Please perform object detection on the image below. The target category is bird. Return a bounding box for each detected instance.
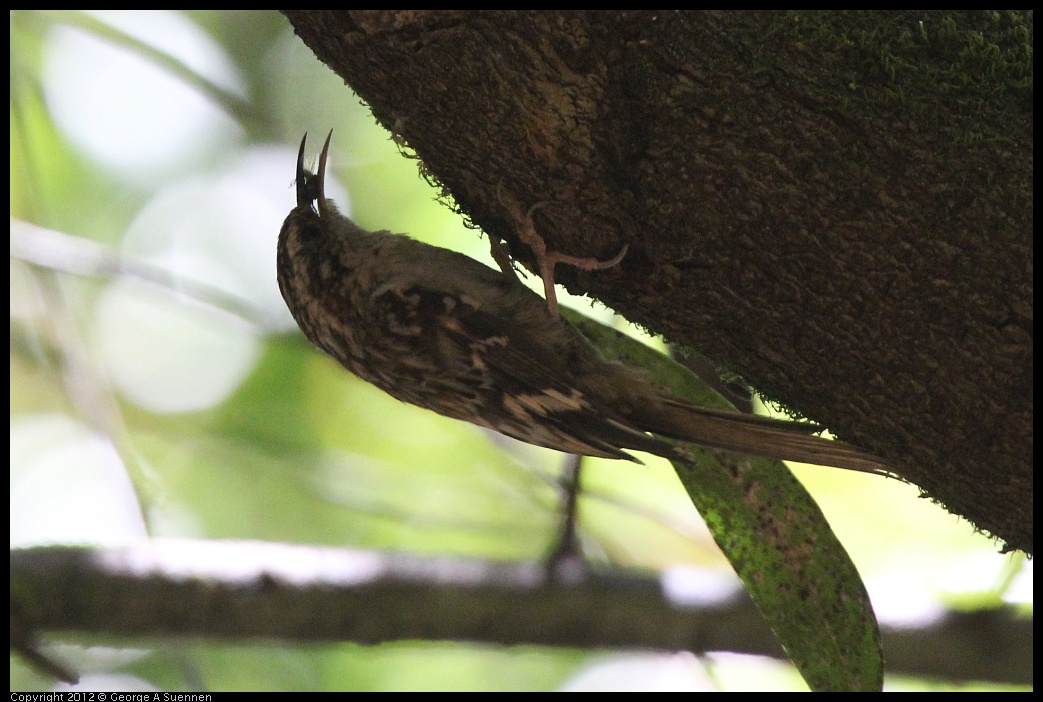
[276,131,890,476]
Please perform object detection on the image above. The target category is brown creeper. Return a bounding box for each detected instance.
[276,132,888,475]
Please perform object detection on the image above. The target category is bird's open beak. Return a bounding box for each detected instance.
[295,133,310,208]
[295,130,333,217]
[316,130,332,218]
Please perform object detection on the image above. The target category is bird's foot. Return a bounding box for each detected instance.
[487,231,521,282]
[514,202,628,318]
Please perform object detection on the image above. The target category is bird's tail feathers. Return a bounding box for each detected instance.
[644,398,890,476]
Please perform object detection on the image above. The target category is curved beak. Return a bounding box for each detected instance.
[316,129,333,218]
[295,133,310,207]
[295,130,334,215]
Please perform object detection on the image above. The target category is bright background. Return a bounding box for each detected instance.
[10,10,1030,692]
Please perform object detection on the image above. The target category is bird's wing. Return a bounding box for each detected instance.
[366,269,890,475]
[367,280,675,461]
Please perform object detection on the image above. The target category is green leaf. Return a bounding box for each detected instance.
[565,310,883,692]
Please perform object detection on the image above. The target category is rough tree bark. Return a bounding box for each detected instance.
[282,11,1032,554]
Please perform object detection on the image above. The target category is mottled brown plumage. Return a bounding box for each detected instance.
[277,132,889,474]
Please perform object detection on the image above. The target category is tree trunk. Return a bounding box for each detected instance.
[282,10,1033,554]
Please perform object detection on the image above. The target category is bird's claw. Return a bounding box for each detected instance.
[498,196,627,319]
